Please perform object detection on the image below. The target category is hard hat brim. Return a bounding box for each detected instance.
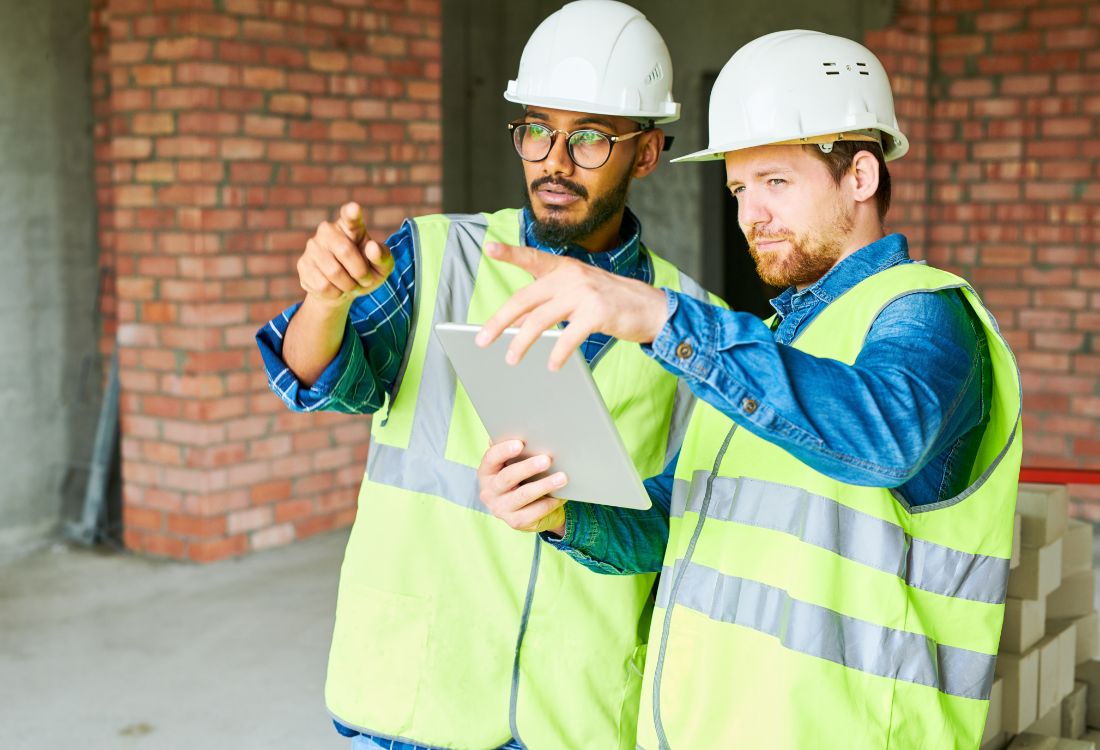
[504,90,681,125]
[672,126,910,164]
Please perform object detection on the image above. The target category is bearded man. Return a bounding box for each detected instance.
[477,29,1021,750]
[255,3,715,748]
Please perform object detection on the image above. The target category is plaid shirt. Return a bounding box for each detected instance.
[256,207,651,415]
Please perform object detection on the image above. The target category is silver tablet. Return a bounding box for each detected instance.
[434,322,651,510]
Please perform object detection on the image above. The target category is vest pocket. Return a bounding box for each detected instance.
[327,582,432,732]
[616,642,648,750]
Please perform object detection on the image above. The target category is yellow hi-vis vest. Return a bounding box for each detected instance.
[637,263,1022,750]
[326,208,713,750]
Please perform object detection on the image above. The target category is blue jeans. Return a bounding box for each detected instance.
[351,735,523,750]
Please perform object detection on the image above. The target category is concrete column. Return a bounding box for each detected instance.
[0,0,101,551]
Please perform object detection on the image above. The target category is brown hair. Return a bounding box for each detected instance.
[804,141,891,223]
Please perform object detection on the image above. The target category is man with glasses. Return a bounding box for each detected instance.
[255,2,712,748]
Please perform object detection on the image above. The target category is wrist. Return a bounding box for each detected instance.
[303,292,354,317]
[643,287,672,343]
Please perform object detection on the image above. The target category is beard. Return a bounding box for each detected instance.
[524,167,632,248]
[745,197,855,288]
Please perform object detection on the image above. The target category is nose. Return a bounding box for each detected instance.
[737,191,770,232]
[541,131,575,177]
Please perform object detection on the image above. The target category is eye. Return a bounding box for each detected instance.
[571,130,606,146]
[525,124,551,141]
[730,185,745,196]
[768,178,787,187]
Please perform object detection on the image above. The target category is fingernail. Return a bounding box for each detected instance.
[475,331,488,346]
[551,473,567,487]
[536,455,551,469]
[510,440,523,453]
[505,350,517,365]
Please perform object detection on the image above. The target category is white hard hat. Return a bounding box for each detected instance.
[673,29,908,163]
[504,0,680,124]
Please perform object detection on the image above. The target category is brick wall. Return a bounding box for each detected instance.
[866,0,1100,517]
[94,0,441,562]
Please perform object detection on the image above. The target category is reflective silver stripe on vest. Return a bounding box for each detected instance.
[658,559,997,701]
[368,443,482,510]
[366,214,490,512]
[671,473,1010,605]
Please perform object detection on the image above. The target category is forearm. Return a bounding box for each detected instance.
[283,296,353,388]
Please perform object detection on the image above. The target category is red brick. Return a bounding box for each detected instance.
[308,50,348,72]
[175,61,239,86]
[1043,117,1094,138]
[250,479,293,505]
[167,514,227,538]
[131,64,174,86]
[1029,7,1085,27]
[1046,27,1099,50]
[187,535,249,563]
[251,524,295,550]
[242,66,285,89]
[269,93,308,115]
[114,136,153,159]
[221,138,265,160]
[155,87,219,109]
[111,40,150,64]
[1001,74,1051,95]
[153,37,215,61]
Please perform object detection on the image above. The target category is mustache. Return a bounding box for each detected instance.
[530,176,588,200]
[746,228,792,245]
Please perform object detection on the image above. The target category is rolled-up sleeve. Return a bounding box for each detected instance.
[541,451,677,575]
[255,222,417,415]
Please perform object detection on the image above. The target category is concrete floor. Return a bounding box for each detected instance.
[0,529,349,750]
[2,523,1099,750]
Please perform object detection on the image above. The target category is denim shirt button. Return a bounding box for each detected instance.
[675,341,694,359]
[742,398,758,414]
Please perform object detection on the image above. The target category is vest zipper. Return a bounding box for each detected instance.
[508,534,542,749]
[652,425,737,750]
[508,256,643,746]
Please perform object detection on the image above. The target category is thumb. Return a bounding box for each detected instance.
[337,202,367,246]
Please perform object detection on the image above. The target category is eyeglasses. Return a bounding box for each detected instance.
[507,121,650,169]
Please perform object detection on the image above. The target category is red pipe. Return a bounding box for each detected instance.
[1020,467,1100,485]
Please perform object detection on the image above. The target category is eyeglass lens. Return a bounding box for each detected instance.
[512,123,612,169]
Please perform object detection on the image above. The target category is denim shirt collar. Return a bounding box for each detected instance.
[769,233,912,320]
[519,206,643,277]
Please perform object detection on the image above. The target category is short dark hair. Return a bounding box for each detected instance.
[803,141,891,223]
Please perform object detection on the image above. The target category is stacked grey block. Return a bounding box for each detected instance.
[982,485,1100,750]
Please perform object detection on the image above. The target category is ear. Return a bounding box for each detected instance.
[632,129,664,179]
[849,149,880,206]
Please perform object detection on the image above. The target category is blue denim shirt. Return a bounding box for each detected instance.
[549,234,992,575]
[255,207,652,745]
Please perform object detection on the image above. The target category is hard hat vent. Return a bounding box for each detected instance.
[644,62,664,85]
[822,61,871,76]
